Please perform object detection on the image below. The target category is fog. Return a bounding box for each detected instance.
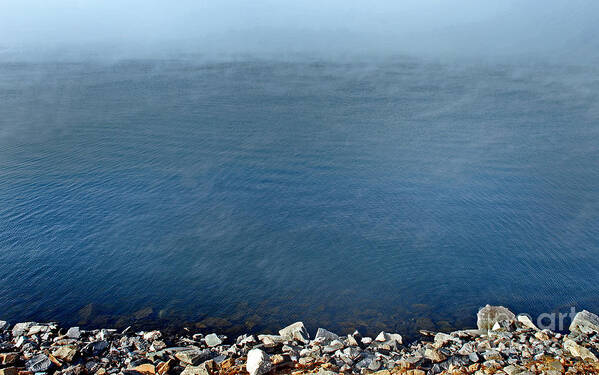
[1,0,598,62]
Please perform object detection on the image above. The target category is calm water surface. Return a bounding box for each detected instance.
[1,59,598,337]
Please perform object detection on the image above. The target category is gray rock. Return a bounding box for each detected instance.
[0,321,9,331]
[278,322,309,343]
[66,327,81,339]
[368,358,382,371]
[180,360,217,375]
[204,333,222,347]
[570,310,599,334]
[246,348,271,375]
[315,328,339,344]
[26,354,52,372]
[517,315,539,330]
[12,322,35,337]
[257,334,284,348]
[564,339,598,362]
[175,349,211,366]
[477,305,515,330]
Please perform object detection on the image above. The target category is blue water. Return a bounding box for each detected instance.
[1,59,598,336]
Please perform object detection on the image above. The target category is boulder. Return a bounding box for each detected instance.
[569,310,599,334]
[424,348,447,363]
[279,322,309,343]
[476,305,515,330]
[246,349,272,375]
[12,322,35,337]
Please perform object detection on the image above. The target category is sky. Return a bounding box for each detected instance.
[1,0,598,62]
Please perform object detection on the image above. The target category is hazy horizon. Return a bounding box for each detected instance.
[1,1,598,64]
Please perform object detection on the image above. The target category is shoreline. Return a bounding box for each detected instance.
[1,305,599,375]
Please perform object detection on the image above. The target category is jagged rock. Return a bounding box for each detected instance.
[12,322,35,337]
[257,334,284,348]
[517,314,539,330]
[65,326,80,339]
[204,333,222,347]
[570,310,599,334]
[53,345,78,362]
[279,322,309,343]
[0,368,18,375]
[143,331,161,341]
[0,321,9,331]
[477,305,515,330]
[246,349,271,375]
[26,354,53,372]
[132,364,156,375]
[424,348,447,362]
[175,349,211,365]
[315,328,339,344]
[180,360,216,375]
[564,339,597,362]
[375,331,402,345]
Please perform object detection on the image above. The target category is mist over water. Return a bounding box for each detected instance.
[1,1,599,337]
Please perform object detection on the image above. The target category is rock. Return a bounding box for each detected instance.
[143,331,161,342]
[0,353,19,365]
[180,360,217,375]
[66,327,81,339]
[156,359,172,375]
[433,332,453,347]
[375,331,402,345]
[204,333,222,347]
[0,321,8,331]
[133,364,156,375]
[570,310,599,334]
[53,345,78,362]
[12,322,35,337]
[26,354,53,372]
[0,368,18,375]
[361,337,373,345]
[257,334,284,348]
[315,328,339,344]
[477,305,515,330]
[27,325,50,336]
[517,314,539,330]
[90,340,108,355]
[424,348,447,362]
[246,349,271,375]
[175,349,211,366]
[278,322,309,343]
[564,339,597,362]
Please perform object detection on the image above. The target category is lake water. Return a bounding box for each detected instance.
[1,58,598,338]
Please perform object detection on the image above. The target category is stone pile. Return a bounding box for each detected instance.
[2,305,599,375]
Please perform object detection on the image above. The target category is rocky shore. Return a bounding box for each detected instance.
[2,305,599,375]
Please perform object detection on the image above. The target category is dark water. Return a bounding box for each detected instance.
[1,59,598,337]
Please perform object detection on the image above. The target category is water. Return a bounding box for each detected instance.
[1,59,598,337]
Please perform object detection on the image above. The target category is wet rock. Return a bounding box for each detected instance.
[477,305,515,330]
[570,310,599,334]
[246,349,271,375]
[278,322,309,343]
[204,333,222,347]
[26,354,53,372]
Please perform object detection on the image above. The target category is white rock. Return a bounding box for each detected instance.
[375,331,402,344]
[246,348,272,375]
[517,314,539,330]
[570,310,599,334]
[278,322,309,343]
